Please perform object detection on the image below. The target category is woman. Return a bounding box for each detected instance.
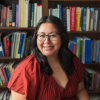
[8,16,90,100]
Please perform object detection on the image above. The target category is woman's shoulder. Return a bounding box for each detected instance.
[7,54,41,99]
[8,54,41,86]
[13,54,40,73]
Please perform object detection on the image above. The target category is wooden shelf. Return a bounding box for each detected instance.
[67,31,100,34]
[88,90,100,93]
[0,57,24,62]
[0,27,35,30]
[0,86,7,88]
[49,0,100,1]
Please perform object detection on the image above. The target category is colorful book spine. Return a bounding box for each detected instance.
[70,7,76,31]
[20,0,24,27]
[83,8,87,31]
[17,33,24,58]
[75,7,80,31]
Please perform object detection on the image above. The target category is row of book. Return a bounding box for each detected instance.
[68,36,100,64]
[89,93,100,100]
[0,90,11,100]
[84,68,100,91]
[0,62,19,86]
[0,32,32,58]
[0,1,42,28]
[49,4,100,32]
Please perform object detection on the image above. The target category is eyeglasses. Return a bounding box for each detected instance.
[37,32,60,42]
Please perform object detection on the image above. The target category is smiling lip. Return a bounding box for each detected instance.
[43,46,53,50]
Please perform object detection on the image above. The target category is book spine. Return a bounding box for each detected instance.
[90,8,94,31]
[31,4,34,27]
[0,68,8,86]
[28,4,31,27]
[16,4,19,27]
[17,34,24,58]
[12,4,16,27]
[9,10,12,27]
[3,7,7,27]
[1,5,4,27]
[33,3,37,27]
[75,7,80,31]
[70,7,76,31]
[0,68,6,86]
[67,8,70,31]
[62,7,67,30]
[0,41,4,57]
[83,8,87,31]
[20,0,24,27]
[21,32,27,58]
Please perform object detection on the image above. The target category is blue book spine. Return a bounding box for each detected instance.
[17,34,24,58]
[83,8,87,31]
[62,7,67,30]
[85,40,88,64]
[6,68,10,81]
[0,41,4,57]
[69,41,73,52]
[88,40,91,63]
[96,41,99,62]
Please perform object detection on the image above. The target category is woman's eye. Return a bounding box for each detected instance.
[40,35,45,37]
[50,35,56,37]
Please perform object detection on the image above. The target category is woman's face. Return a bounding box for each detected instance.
[37,23,61,58]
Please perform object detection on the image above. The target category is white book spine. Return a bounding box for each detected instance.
[86,7,90,31]
[90,8,94,31]
[34,3,37,27]
[67,9,70,31]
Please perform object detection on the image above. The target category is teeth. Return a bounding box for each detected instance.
[44,47,52,48]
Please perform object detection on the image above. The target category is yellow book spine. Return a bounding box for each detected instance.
[21,0,24,27]
[75,7,80,31]
[15,34,20,58]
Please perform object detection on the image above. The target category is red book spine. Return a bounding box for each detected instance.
[69,7,76,31]
[3,7,7,27]
[72,43,76,55]
[93,73,97,91]
[3,37,7,57]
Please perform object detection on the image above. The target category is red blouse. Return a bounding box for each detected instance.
[7,54,84,100]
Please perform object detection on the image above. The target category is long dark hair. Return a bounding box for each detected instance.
[31,16,74,75]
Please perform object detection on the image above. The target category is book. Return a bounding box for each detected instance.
[21,32,27,58]
[75,7,80,31]
[69,6,76,31]
[3,6,7,27]
[17,33,24,58]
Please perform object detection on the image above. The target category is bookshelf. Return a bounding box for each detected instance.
[0,0,100,95]
[42,0,100,94]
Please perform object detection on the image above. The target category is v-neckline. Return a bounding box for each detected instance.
[48,74,70,93]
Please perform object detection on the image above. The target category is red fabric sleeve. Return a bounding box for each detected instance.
[7,55,41,100]
[73,56,84,83]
